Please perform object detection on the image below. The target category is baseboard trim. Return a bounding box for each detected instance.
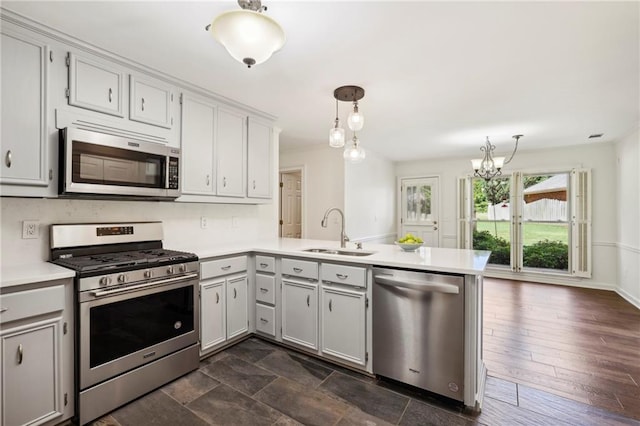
[616,287,640,310]
[484,270,615,291]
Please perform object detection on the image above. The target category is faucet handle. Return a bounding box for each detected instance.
[344,235,350,242]
[355,242,362,250]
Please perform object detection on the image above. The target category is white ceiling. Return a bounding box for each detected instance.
[3,1,639,161]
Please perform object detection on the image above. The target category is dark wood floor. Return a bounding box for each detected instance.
[483,278,640,421]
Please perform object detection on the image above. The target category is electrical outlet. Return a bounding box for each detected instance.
[200,217,208,229]
[22,220,39,239]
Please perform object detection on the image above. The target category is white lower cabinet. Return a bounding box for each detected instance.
[200,280,226,351]
[0,280,74,426]
[282,280,318,350]
[226,276,248,339]
[320,286,367,366]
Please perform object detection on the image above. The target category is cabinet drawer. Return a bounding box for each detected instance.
[256,274,275,305]
[282,258,318,281]
[255,304,275,336]
[255,255,275,273]
[201,256,247,279]
[0,285,65,324]
[321,263,367,288]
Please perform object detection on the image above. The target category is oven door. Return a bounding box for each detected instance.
[60,127,180,199]
[78,275,198,390]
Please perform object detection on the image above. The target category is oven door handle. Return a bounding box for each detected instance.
[90,273,198,297]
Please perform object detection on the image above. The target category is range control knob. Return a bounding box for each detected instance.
[178,264,186,273]
[117,274,126,283]
[99,276,112,287]
[166,266,174,275]
[144,270,152,279]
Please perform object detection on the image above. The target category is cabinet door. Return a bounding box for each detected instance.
[200,280,226,351]
[321,287,366,365]
[2,319,63,426]
[282,280,318,350]
[216,107,246,197]
[68,52,124,117]
[0,31,48,186]
[129,75,172,129]
[226,275,248,339]
[247,118,272,198]
[181,95,215,194]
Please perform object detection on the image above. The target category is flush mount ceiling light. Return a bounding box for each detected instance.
[329,86,366,161]
[206,0,285,68]
[471,135,523,181]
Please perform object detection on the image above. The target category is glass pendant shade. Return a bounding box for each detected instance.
[343,137,366,163]
[329,126,345,148]
[347,104,364,131]
[210,10,285,68]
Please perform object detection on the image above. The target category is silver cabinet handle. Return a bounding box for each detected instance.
[434,227,438,231]
[233,288,237,299]
[141,97,145,111]
[0,307,7,313]
[221,265,231,271]
[336,273,348,280]
[374,275,459,294]
[329,299,333,312]
[215,292,219,304]
[223,177,227,187]
[206,174,210,186]
[17,344,23,364]
[5,150,11,168]
[260,263,268,268]
[306,295,310,307]
[108,88,113,103]
[293,267,303,273]
[260,287,269,293]
[253,180,256,189]
[260,317,268,323]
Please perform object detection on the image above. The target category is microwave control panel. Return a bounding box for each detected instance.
[168,157,179,190]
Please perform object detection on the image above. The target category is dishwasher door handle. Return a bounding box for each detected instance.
[374,275,459,294]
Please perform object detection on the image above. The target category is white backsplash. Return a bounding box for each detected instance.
[0,198,278,265]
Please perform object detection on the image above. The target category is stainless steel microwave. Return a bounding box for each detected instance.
[59,128,180,200]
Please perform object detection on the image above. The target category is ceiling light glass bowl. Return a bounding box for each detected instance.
[210,9,285,68]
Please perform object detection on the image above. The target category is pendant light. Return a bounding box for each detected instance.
[329,99,345,148]
[330,85,365,158]
[343,134,366,163]
[207,0,285,68]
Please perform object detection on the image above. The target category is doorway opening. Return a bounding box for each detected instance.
[279,168,303,238]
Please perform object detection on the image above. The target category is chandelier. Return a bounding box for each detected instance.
[207,0,285,68]
[329,85,366,163]
[471,135,523,181]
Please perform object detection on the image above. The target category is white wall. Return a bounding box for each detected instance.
[344,149,396,243]
[615,127,640,307]
[396,142,619,290]
[279,144,344,240]
[0,198,278,265]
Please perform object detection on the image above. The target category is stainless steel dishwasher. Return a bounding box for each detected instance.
[372,267,465,401]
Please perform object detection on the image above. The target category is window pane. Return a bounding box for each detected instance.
[522,173,570,271]
[405,183,433,221]
[472,177,511,267]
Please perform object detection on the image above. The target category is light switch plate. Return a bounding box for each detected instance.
[22,220,39,239]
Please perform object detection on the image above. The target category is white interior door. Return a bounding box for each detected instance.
[280,171,302,238]
[400,176,440,247]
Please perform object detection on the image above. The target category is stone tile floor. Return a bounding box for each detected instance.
[91,338,640,426]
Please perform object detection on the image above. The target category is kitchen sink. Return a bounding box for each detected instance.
[302,248,375,257]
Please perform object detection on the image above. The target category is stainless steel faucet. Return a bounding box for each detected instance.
[321,207,349,248]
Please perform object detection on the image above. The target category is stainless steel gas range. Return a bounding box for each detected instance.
[50,222,200,425]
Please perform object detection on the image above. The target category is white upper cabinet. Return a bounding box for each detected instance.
[129,75,173,129]
[0,30,48,187]
[247,117,272,199]
[216,107,246,197]
[180,94,216,195]
[67,52,124,117]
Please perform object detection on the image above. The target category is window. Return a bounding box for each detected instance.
[458,169,591,277]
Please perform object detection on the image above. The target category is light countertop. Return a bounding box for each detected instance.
[1,262,76,290]
[180,238,491,275]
